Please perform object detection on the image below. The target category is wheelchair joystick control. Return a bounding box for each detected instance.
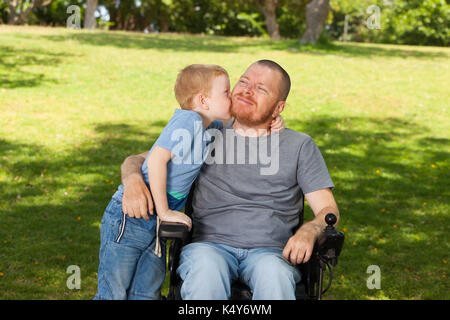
[325,213,337,231]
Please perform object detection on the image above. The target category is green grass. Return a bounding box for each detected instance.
[0,26,449,300]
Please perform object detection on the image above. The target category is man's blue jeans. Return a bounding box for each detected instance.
[177,242,301,300]
[94,195,166,300]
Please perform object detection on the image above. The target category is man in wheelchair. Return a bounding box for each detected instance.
[120,60,343,300]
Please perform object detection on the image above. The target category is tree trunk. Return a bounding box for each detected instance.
[343,14,349,42]
[256,0,280,40]
[7,0,18,25]
[7,0,53,25]
[159,11,169,33]
[300,0,330,45]
[84,0,98,29]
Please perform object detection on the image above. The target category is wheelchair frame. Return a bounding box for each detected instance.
[159,185,344,300]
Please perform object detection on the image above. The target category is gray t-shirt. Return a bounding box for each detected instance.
[191,126,334,250]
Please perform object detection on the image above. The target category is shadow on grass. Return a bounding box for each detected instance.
[289,116,449,299]
[14,30,448,59]
[0,115,448,298]
[305,41,449,59]
[0,45,71,88]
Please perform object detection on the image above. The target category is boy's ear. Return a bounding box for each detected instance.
[193,93,209,110]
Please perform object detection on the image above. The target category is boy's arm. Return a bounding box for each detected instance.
[146,146,172,215]
[271,114,285,132]
[121,151,152,220]
[147,147,192,229]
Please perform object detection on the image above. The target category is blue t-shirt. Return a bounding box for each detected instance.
[140,108,223,210]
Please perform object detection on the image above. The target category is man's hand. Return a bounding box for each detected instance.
[120,151,152,220]
[282,223,319,265]
[282,188,339,265]
[122,173,154,220]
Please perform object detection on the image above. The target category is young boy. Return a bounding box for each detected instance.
[94,64,284,300]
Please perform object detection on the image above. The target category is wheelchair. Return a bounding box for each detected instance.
[158,184,345,300]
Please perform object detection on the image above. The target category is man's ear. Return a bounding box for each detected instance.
[272,101,286,117]
[193,93,209,110]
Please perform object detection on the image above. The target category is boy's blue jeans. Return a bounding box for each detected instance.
[177,242,301,300]
[94,193,166,300]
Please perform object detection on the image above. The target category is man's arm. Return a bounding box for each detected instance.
[282,187,339,265]
[120,151,153,220]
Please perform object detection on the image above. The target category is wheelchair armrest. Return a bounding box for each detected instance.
[159,221,190,242]
[313,214,345,267]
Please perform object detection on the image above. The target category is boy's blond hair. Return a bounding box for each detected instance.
[174,64,229,110]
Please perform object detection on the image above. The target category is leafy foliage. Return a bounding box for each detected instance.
[32,0,86,26]
[329,0,449,46]
[0,0,448,45]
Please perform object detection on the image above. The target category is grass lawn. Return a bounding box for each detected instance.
[0,25,448,300]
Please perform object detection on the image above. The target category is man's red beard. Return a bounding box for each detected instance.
[231,94,274,127]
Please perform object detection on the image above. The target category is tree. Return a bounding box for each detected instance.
[84,0,98,29]
[380,0,449,46]
[329,0,449,46]
[300,0,330,44]
[255,0,280,39]
[101,0,154,31]
[7,0,52,25]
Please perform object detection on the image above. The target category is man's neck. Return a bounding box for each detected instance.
[232,119,271,137]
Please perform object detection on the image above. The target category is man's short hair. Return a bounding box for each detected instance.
[254,60,291,101]
[174,64,229,110]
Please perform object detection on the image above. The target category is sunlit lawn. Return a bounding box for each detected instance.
[0,26,448,300]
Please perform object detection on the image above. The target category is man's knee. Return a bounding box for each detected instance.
[179,243,229,273]
[177,242,234,299]
[249,254,300,299]
[257,255,297,280]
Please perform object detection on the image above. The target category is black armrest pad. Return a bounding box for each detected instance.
[314,228,345,266]
[159,221,189,241]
